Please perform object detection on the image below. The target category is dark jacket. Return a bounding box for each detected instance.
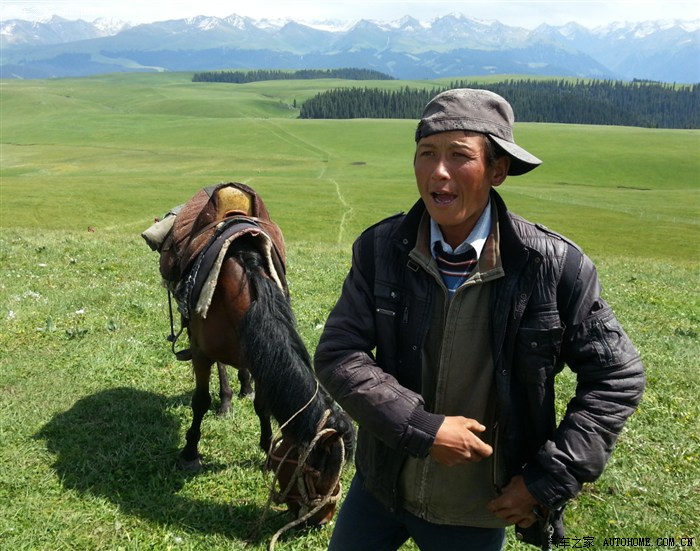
[314,190,645,546]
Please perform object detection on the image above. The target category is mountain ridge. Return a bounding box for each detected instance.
[1,13,698,82]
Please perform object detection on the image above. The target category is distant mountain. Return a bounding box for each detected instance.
[0,15,129,46]
[1,13,698,82]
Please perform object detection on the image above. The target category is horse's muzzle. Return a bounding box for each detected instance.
[267,436,342,525]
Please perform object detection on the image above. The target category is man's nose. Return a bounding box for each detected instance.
[432,157,450,179]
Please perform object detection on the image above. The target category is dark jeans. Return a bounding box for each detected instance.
[328,475,506,551]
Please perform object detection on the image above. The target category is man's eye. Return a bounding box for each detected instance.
[454,150,476,159]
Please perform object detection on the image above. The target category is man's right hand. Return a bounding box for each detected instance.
[429,416,493,466]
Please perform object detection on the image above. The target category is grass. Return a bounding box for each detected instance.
[1,72,699,549]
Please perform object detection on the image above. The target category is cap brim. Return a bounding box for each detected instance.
[490,135,542,176]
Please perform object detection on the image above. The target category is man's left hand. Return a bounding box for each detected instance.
[486,475,543,528]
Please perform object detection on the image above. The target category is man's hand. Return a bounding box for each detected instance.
[487,475,543,528]
[429,416,493,466]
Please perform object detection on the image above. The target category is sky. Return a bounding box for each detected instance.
[1,0,698,29]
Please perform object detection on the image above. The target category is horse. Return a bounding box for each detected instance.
[144,183,354,527]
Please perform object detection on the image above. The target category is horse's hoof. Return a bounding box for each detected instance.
[217,404,231,416]
[178,455,202,472]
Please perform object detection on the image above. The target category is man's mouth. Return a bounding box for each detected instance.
[432,192,457,205]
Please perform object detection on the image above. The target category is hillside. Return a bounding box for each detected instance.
[1,72,698,259]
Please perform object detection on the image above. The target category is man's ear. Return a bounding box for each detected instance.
[491,156,510,187]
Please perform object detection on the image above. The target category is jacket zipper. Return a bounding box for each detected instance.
[492,420,503,494]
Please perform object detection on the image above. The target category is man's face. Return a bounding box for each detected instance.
[414,131,508,248]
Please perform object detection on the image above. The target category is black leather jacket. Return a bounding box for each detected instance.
[314,190,644,546]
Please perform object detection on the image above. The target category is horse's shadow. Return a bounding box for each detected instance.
[34,387,286,543]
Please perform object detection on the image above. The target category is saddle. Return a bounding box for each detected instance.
[143,182,287,320]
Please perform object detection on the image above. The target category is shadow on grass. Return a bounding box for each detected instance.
[34,387,287,544]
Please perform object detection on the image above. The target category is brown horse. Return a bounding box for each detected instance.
[146,184,354,526]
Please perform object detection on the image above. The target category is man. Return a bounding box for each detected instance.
[314,89,645,550]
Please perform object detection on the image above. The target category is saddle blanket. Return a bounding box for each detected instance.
[177,217,285,319]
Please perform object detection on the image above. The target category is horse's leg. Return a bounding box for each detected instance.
[179,354,212,471]
[253,392,273,455]
[237,367,254,399]
[216,362,233,416]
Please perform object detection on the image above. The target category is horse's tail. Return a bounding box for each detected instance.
[235,247,325,445]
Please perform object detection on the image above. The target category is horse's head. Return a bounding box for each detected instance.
[267,409,355,525]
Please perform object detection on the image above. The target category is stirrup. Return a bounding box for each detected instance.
[174,348,192,361]
[166,289,192,361]
[167,324,191,361]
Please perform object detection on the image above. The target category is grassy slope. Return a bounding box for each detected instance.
[1,73,698,550]
[2,73,697,260]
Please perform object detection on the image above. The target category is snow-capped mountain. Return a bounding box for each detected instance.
[0,15,129,46]
[1,13,697,82]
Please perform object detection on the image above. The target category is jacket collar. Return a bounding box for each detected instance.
[489,189,531,271]
[393,189,530,267]
[392,198,428,253]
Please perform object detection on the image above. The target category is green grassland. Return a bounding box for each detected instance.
[1,72,699,550]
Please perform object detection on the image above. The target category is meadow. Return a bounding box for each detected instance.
[0,72,698,550]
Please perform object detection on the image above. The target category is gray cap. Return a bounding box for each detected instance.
[415,88,542,175]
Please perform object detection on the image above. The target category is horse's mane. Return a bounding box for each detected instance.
[236,246,351,450]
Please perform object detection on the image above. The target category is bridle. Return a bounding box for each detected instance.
[265,410,346,551]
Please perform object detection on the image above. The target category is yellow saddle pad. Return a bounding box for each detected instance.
[215,185,252,219]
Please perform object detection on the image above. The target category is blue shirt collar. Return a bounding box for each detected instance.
[430,199,492,259]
